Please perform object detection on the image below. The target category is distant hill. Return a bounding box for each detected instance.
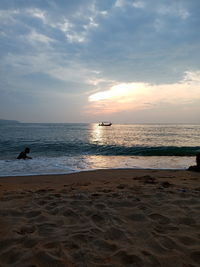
[0,119,20,124]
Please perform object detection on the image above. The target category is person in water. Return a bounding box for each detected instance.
[17,147,32,160]
[188,153,200,172]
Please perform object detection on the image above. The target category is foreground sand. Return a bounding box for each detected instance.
[0,169,200,267]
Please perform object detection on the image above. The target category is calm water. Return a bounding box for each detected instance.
[0,123,199,176]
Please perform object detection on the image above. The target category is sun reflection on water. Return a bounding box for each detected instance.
[90,123,103,143]
[89,123,114,146]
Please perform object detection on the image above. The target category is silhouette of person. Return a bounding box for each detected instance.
[17,147,32,160]
[188,153,200,172]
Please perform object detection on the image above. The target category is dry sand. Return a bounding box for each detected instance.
[0,169,200,267]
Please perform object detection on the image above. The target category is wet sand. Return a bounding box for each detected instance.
[0,169,200,266]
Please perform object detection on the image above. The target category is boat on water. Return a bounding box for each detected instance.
[98,122,112,126]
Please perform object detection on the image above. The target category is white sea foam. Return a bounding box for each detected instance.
[0,155,195,177]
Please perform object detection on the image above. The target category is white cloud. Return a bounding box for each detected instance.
[132,1,145,9]
[27,8,47,23]
[65,32,86,43]
[183,71,200,84]
[115,0,145,9]
[55,19,86,43]
[114,0,126,8]
[100,10,108,16]
[57,19,72,33]
[86,71,200,114]
[2,49,106,93]
[84,16,98,30]
[0,9,19,24]
[58,14,99,43]
[55,19,87,43]
[0,6,99,44]
[27,30,54,44]
[157,4,190,20]
[46,9,100,43]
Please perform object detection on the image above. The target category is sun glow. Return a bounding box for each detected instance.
[89,90,112,101]
[86,71,200,115]
[89,83,143,102]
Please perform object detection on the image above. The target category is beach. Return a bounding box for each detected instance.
[1,123,199,177]
[0,169,199,266]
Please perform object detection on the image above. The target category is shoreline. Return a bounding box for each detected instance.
[0,155,195,178]
[0,166,189,178]
[0,169,199,266]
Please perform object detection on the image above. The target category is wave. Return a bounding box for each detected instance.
[1,141,199,158]
[83,144,200,156]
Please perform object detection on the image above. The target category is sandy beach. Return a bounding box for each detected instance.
[0,169,200,266]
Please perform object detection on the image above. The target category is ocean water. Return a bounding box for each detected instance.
[0,123,199,176]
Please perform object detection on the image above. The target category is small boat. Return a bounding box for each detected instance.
[98,122,112,126]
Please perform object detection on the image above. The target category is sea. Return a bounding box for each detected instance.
[0,123,200,176]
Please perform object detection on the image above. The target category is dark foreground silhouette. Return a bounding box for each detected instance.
[188,153,200,172]
[17,147,32,160]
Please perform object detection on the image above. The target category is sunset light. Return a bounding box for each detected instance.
[89,90,112,102]
[1,1,200,264]
[87,72,200,115]
[89,83,143,102]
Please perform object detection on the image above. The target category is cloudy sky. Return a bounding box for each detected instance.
[0,0,200,123]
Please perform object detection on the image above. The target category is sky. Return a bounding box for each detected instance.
[0,0,200,123]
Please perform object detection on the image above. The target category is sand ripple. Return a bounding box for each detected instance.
[0,170,200,266]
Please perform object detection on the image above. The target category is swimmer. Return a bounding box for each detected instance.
[17,147,32,160]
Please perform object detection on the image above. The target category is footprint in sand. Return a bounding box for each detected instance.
[62,239,80,250]
[0,247,25,265]
[160,181,172,188]
[69,233,95,246]
[104,227,129,242]
[94,202,106,209]
[25,210,41,218]
[92,239,117,252]
[149,213,171,224]
[177,216,196,225]
[127,213,146,222]
[45,201,58,210]
[153,225,179,234]
[158,236,179,250]
[28,214,49,224]
[62,208,80,224]
[116,184,127,189]
[33,250,66,266]
[147,238,167,254]
[0,238,18,253]
[176,235,198,246]
[35,189,49,194]
[112,250,143,266]
[91,212,106,225]
[116,200,133,208]
[16,225,36,235]
[0,209,23,217]
[141,250,161,267]
[37,223,58,236]
[21,236,38,248]
[36,199,47,206]
[1,194,25,201]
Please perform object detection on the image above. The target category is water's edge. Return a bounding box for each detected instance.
[0,155,193,177]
